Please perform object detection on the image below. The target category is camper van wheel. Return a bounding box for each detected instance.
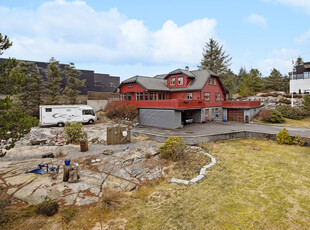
[57,122,65,127]
[88,119,94,124]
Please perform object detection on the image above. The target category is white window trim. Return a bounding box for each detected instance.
[170,77,176,86]
[177,77,183,86]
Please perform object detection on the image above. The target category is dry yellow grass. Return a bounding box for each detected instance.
[256,117,310,128]
[2,138,310,229]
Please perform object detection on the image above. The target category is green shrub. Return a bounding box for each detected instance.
[293,136,306,146]
[35,196,59,216]
[270,110,285,123]
[61,208,79,224]
[303,95,310,115]
[64,122,87,144]
[158,137,187,161]
[276,128,292,145]
[276,105,307,120]
[104,102,138,120]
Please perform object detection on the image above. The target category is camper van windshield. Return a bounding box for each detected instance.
[82,109,95,116]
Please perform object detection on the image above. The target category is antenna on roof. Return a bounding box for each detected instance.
[185,66,189,71]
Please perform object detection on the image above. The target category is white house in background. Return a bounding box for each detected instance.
[290,62,310,94]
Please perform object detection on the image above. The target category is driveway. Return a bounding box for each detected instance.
[133,121,310,141]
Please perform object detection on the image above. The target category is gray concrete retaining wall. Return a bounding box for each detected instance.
[87,100,108,112]
[133,130,310,146]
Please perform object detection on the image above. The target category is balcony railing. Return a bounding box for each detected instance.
[114,99,261,109]
[291,72,310,80]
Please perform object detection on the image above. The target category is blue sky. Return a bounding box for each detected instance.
[0,0,310,81]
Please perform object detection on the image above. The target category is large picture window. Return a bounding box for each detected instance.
[170,77,176,86]
[204,92,210,101]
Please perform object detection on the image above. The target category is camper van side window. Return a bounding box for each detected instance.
[45,108,52,112]
[83,110,95,116]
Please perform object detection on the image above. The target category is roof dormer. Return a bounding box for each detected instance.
[165,68,195,88]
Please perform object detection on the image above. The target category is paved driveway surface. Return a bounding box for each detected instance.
[133,122,310,138]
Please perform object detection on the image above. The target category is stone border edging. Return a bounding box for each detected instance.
[170,147,216,185]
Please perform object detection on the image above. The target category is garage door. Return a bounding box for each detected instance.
[227,109,244,122]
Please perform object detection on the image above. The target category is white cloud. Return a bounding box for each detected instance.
[257,48,300,75]
[0,0,216,67]
[246,14,267,27]
[264,0,310,14]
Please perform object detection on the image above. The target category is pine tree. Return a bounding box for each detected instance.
[198,38,232,75]
[0,33,12,55]
[64,63,85,104]
[264,68,284,92]
[0,34,38,156]
[238,68,264,96]
[295,56,303,66]
[45,57,63,105]
[19,62,44,117]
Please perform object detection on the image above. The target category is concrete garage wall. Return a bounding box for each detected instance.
[244,107,261,122]
[87,100,108,112]
[140,109,182,129]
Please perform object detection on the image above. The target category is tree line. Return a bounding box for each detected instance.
[0,33,84,156]
[198,38,303,97]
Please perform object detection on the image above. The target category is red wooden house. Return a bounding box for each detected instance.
[116,67,260,129]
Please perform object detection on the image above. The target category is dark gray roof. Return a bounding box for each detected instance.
[119,68,228,93]
[165,69,195,79]
[154,74,167,79]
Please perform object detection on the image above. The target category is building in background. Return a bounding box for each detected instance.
[0,58,120,95]
[116,67,261,129]
[290,62,310,94]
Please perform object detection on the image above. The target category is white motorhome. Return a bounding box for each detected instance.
[40,105,97,127]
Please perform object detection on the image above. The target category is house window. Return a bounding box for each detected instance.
[209,77,216,85]
[136,92,143,101]
[159,93,166,100]
[204,92,210,101]
[127,93,132,101]
[177,77,183,86]
[120,93,126,101]
[187,93,193,100]
[144,92,149,100]
[150,92,158,100]
[128,83,133,88]
[215,93,221,101]
[45,108,52,112]
[170,77,176,86]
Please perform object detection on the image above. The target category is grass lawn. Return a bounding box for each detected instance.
[2,138,310,229]
[255,117,310,129]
